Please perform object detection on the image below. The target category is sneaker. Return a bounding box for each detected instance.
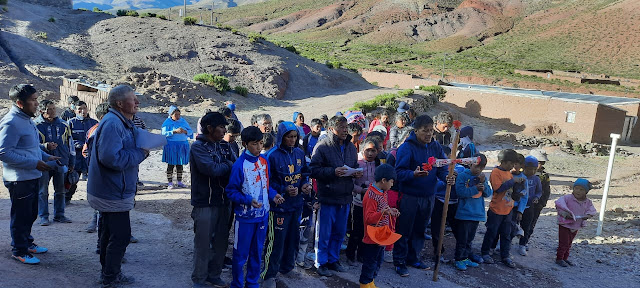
[410,261,430,270]
[328,261,347,272]
[469,254,484,264]
[445,225,453,233]
[395,265,409,277]
[224,256,233,267]
[424,232,432,240]
[176,181,187,188]
[39,218,51,226]
[502,258,516,268]
[517,245,527,256]
[262,278,276,288]
[482,255,494,264]
[192,283,213,288]
[463,258,479,268]
[340,243,347,251]
[65,199,71,206]
[305,252,316,261]
[11,254,40,265]
[86,221,97,233]
[454,260,467,271]
[28,244,48,254]
[130,235,139,243]
[205,277,228,288]
[495,242,500,252]
[102,273,135,288]
[316,265,334,277]
[564,259,575,266]
[167,182,174,189]
[383,250,393,263]
[556,259,568,267]
[53,216,72,223]
[81,174,88,181]
[526,245,529,251]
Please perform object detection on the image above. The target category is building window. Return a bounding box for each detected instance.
[566,111,576,123]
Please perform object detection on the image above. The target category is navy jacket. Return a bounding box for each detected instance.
[267,122,311,213]
[34,116,73,167]
[190,135,236,207]
[310,132,358,206]
[68,116,99,149]
[396,132,448,198]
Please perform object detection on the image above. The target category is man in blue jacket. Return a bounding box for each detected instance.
[0,84,57,265]
[310,116,361,277]
[34,99,74,225]
[262,122,312,287]
[66,100,98,204]
[392,115,456,277]
[190,112,237,288]
[87,85,148,287]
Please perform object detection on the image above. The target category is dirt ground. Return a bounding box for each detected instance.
[1,94,639,288]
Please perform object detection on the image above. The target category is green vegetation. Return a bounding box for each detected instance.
[234,86,249,97]
[156,14,167,20]
[140,13,157,18]
[48,17,55,23]
[117,10,138,17]
[326,60,342,69]
[418,85,447,101]
[573,143,586,154]
[397,89,414,97]
[193,74,231,93]
[183,16,197,25]
[1,7,6,12]
[248,32,265,43]
[77,8,89,11]
[36,32,47,40]
[350,92,405,113]
[126,10,139,17]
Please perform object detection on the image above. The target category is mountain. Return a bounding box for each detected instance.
[72,0,266,10]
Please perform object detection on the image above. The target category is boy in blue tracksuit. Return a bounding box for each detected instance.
[34,99,74,225]
[226,126,284,288]
[261,122,312,287]
[518,156,542,256]
[393,115,455,277]
[454,154,492,271]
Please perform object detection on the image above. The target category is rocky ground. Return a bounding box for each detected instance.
[0,96,639,288]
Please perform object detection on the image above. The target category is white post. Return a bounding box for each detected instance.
[596,133,621,236]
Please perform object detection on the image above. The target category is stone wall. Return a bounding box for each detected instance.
[18,0,72,9]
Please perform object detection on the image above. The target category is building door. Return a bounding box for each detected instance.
[621,116,637,142]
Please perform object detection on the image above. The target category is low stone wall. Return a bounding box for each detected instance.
[59,79,110,116]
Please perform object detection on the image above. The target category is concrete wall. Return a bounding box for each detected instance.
[19,0,73,9]
[591,105,626,144]
[615,103,640,143]
[359,70,440,89]
[442,86,616,143]
[59,79,110,117]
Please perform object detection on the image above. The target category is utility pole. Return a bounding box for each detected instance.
[441,53,448,80]
[211,0,215,25]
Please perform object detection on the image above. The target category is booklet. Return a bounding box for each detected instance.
[136,128,167,150]
[342,165,363,177]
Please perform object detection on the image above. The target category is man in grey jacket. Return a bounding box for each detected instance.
[87,85,148,287]
[0,84,58,265]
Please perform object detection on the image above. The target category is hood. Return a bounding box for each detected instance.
[168,105,178,117]
[276,121,299,150]
[460,126,474,141]
[292,111,300,123]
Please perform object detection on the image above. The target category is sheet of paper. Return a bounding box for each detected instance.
[341,165,363,177]
[136,128,167,150]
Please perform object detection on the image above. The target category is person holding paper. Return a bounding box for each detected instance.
[310,116,362,277]
[162,105,193,189]
[87,85,148,286]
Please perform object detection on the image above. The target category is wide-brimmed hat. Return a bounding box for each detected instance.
[367,225,402,246]
[397,101,410,113]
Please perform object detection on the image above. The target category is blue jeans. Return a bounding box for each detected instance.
[315,203,349,267]
[359,243,384,284]
[38,170,66,219]
[5,179,39,256]
[481,210,513,259]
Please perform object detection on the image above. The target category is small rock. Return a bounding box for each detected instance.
[596,259,603,263]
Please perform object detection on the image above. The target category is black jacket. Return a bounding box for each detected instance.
[190,135,237,207]
[309,132,358,205]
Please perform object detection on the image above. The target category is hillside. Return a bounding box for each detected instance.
[207,0,640,95]
[0,0,371,101]
[73,0,267,10]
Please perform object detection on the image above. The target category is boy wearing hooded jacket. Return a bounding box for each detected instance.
[261,122,312,288]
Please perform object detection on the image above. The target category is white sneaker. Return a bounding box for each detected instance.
[518,245,527,256]
[383,250,393,263]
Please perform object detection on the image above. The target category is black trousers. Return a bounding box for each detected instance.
[481,210,512,259]
[431,200,458,256]
[346,205,364,261]
[393,194,434,266]
[5,179,39,256]
[519,207,536,246]
[359,243,384,284]
[454,220,479,261]
[99,211,131,283]
[262,210,301,280]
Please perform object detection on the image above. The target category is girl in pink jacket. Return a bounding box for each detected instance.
[554,178,597,267]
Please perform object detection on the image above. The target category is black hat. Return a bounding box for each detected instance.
[375,164,397,182]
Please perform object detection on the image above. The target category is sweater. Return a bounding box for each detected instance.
[309,132,358,205]
[226,151,277,223]
[489,166,516,215]
[0,106,51,181]
[395,132,448,198]
[555,194,597,231]
[455,168,493,221]
[352,152,377,207]
[162,117,193,142]
[362,183,395,245]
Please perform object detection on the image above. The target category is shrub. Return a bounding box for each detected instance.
[572,143,585,154]
[371,81,378,86]
[116,10,126,16]
[92,7,102,12]
[78,8,89,11]
[248,32,265,43]
[36,32,47,40]
[210,76,231,93]
[0,0,7,5]
[231,28,239,34]
[183,16,197,25]
[326,60,342,69]
[284,45,297,53]
[193,73,214,83]
[2,7,7,12]
[351,92,401,113]
[234,86,249,97]
[117,10,138,17]
[418,85,447,101]
[48,17,55,23]
[397,89,414,97]
[156,14,167,20]
[126,10,139,17]
[140,13,156,18]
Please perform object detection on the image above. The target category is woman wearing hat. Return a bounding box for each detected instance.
[162,105,193,189]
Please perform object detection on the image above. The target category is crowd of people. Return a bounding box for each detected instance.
[0,84,598,288]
